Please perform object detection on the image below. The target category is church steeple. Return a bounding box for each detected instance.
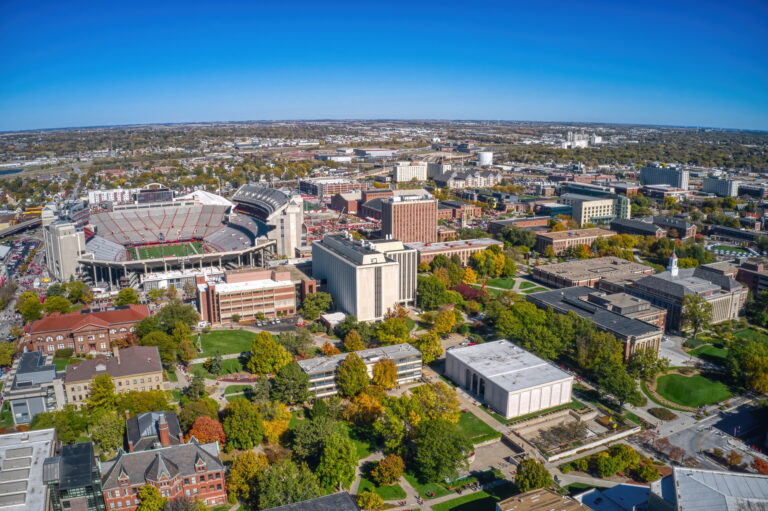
[668,252,679,277]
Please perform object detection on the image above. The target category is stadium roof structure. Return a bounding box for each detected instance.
[176,189,234,207]
[232,184,291,218]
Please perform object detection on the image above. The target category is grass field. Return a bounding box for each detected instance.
[53,358,82,371]
[690,345,729,365]
[457,411,502,445]
[0,402,13,428]
[358,476,407,500]
[197,330,255,357]
[734,328,768,343]
[224,384,251,395]
[190,358,245,379]
[656,374,732,407]
[487,277,516,289]
[132,241,203,260]
[430,482,517,511]
[520,286,548,294]
[404,472,452,499]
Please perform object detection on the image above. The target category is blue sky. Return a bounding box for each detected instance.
[1,0,767,131]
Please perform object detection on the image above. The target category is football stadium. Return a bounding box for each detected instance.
[77,186,299,288]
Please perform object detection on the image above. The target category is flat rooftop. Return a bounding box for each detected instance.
[404,238,502,252]
[205,278,294,294]
[534,256,653,282]
[0,429,56,511]
[537,228,616,241]
[298,343,420,375]
[447,340,572,393]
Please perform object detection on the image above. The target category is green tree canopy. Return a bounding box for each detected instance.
[272,361,310,404]
[316,431,357,490]
[247,331,292,374]
[222,398,264,450]
[87,374,118,413]
[43,295,72,315]
[137,485,166,511]
[336,353,369,398]
[413,419,472,483]
[515,458,553,492]
[258,459,323,509]
[299,292,333,321]
[115,288,140,306]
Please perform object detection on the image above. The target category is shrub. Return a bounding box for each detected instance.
[559,463,574,474]
[635,462,661,482]
[54,348,74,359]
[648,407,678,421]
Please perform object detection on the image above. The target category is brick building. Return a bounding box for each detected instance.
[535,228,616,255]
[100,439,226,510]
[22,305,150,355]
[298,178,368,198]
[405,238,504,265]
[196,269,297,325]
[381,194,438,243]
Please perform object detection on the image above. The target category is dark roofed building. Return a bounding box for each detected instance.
[44,442,105,511]
[126,411,183,451]
[651,216,696,239]
[100,441,226,510]
[527,286,663,359]
[264,492,361,511]
[6,350,63,425]
[610,218,667,238]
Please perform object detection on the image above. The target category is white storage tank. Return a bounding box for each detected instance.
[478,151,493,166]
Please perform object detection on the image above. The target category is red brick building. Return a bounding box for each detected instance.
[22,305,149,355]
[381,195,438,243]
[101,422,227,511]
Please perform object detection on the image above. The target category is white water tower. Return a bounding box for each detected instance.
[478,151,493,166]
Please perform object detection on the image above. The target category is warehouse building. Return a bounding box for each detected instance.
[445,340,573,419]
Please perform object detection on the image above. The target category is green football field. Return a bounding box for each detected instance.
[131,241,203,260]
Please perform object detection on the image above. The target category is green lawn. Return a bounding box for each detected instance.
[518,281,537,290]
[404,317,416,331]
[430,482,517,511]
[357,476,407,500]
[487,277,516,289]
[196,330,255,357]
[656,374,733,407]
[404,472,452,499]
[457,411,502,445]
[224,384,252,395]
[53,358,82,371]
[734,328,768,343]
[132,241,203,260]
[166,370,178,382]
[190,358,245,379]
[339,423,376,459]
[563,482,606,496]
[225,394,248,403]
[170,390,182,402]
[471,285,505,297]
[690,345,729,365]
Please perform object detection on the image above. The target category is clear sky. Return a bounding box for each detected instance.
[1,0,767,131]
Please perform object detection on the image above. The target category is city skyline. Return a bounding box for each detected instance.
[1,0,767,131]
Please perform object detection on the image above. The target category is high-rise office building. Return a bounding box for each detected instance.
[312,234,417,321]
[639,164,689,189]
[43,222,86,281]
[381,194,438,243]
[702,177,741,197]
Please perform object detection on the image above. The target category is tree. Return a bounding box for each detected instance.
[185,374,206,401]
[370,454,404,486]
[727,338,768,393]
[137,485,166,511]
[188,416,226,444]
[251,376,272,404]
[258,459,323,509]
[90,411,125,458]
[222,398,264,450]
[681,294,713,339]
[278,329,314,357]
[462,267,477,285]
[515,458,553,492]
[148,288,164,303]
[628,349,669,381]
[0,342,16,367]
[727,450,743,467]
[433,308,457,336]
[16,291,43,322]
[343,389,384,426]
[87,374,118,413]
[140,331,178,365]
[204,351,223,375]
[357,491,385,511]
[411,381,461,424]
[30,405,88,444]
[299,292,333,321]
[154,300,199,333]
[247,331,292,375]
[115,288,140,306]
[230,313,241,324]
[119,390,173,415]
[344,330,365,352]
[598,364,644,408]
[372,359,398,389]
[375,317,410,345]
[752,457,768,475]
[321,341,341,355]
[227,451,269,505]
[417,276,449,310]
[412,331,442,364]
[43,295,72,315]
[178,340,196,364]
[46,283,67,297]
[272,362,310,404]
[291,415,339,463]
[178,399,218,431]
[594,452,625,477]
[413,419,472,483]
[336,353,369,398]
[65,281,92,304]
[316,431,357,490]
